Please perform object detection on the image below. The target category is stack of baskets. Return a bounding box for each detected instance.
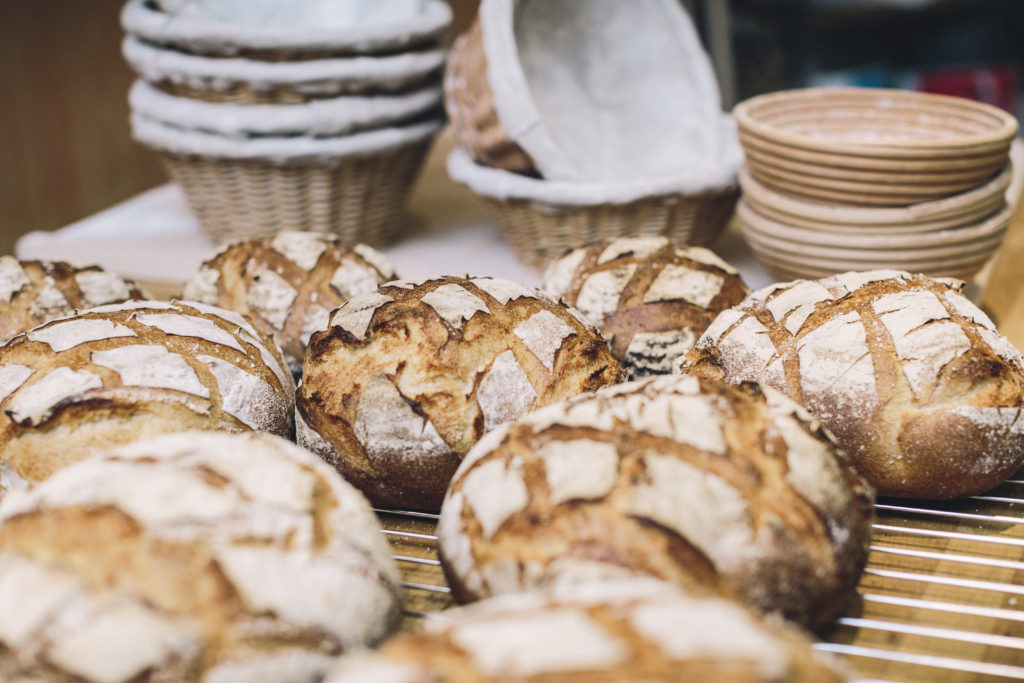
[733,87,1019,281]
[121,0,451,245]
[443,0,743,269]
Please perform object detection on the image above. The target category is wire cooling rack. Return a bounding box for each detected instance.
[374,467,1024,683]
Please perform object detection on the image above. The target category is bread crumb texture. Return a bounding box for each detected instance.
[0,431,402,682]
[298,276,622,509]
[437,374,873,628]
[543,237,748,380]
[0,300,295,485]
[323,578,850,682]
[683,270,1024,498]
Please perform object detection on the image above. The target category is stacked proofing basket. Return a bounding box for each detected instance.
[121,0,451,245]
[732,87,1020,281]
[444,0,743,269]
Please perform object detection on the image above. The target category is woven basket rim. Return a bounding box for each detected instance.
[446,147,739,207]
[133,112,443,163]
[129,79,442,138]
[121,0,452,55]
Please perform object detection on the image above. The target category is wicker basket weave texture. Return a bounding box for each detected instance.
[159,138,432,245]
[482,188,740,269]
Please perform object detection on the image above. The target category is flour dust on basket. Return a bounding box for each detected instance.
[0,299,294,493]
[296,275,623,510]
[682,270,1024,499]
[543,236,749,380]
[437,373,874,629]
[0,431,402,683]
[183,231,397,377]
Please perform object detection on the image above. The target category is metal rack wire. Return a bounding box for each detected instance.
[374,468,1024,683]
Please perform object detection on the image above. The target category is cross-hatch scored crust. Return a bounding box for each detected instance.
[0,301,294,484]
[438,375,873,629]
[685,271,1024,498]
[543,238,748,379]
[0,433,403,682]
[298,275,622,509]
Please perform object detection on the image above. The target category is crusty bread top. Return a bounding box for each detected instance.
[324,578,849,683]
[183,232,397,373]
[0,431,401,682]
[0,257,146,342]
[437,373,873,627]
[683,270,1024,497]
[543,236,747,378]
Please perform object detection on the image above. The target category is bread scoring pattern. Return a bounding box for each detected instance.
[543,236,748,379]
[684,270,1024,498]
[0,431,402,682]
[298,275,622,510]
[0,300,294,488]
[437,374,873,628]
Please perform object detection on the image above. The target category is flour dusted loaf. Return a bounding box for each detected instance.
[0,256,146,342]
[297,275,622,509]
[684,270,1024,498]
[543,236,748,379]
[324,578,849,683]
[183,231,397,376]
[0,299,294,489]
[437,374,872,628]
[0,431,402,682]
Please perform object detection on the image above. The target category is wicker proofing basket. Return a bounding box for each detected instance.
[133,114,442,245]
[447,147,740,269]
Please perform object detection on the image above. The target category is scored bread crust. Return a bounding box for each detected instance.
[683,270,1024,498]
[543,236,748,379]
[436,374,873,629]
[323,579,850,683]
[183,232,397,377]
[0,300,295,487]
[0,431,402,682]
[297,275,623,510]
[0,257,147,342]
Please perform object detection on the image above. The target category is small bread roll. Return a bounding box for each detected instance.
[0,257,146,341]
[324,579,850,683]
[0,431,402,682]
[437,374,873,628]
[0,300,294,488]
[297,276,622,509]
[683,270,1024,498]
[543,236,748,379]
[183,231,397,376]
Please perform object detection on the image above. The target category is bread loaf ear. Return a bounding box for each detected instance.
[683,270,1024,498]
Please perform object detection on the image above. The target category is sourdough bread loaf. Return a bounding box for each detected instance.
[297,275,622,510]
[0,431,402,682]
[0,257,146,342]
[436,374,873,628]
[324,579,850,683]
[0,300,294,487]
[683,270,1024,498]
[183,232,397,376]
[543,237,748,379]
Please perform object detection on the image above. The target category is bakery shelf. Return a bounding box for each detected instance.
[376,466,1024,682]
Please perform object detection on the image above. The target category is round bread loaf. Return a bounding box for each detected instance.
[437,373,873,628]
[0,431,402,682]
[683,269,1024,498]
[0,299,294,488]
[297,275,623,510]
[183,231,397,376]
[543,236,748,379]
[324,579,849,683]
[0,257,146,342]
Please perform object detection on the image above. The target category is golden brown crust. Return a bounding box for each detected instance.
[298,276,623,509]
[543,237,748,379]
[437,374,873,629]
[684,270,1024,498]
